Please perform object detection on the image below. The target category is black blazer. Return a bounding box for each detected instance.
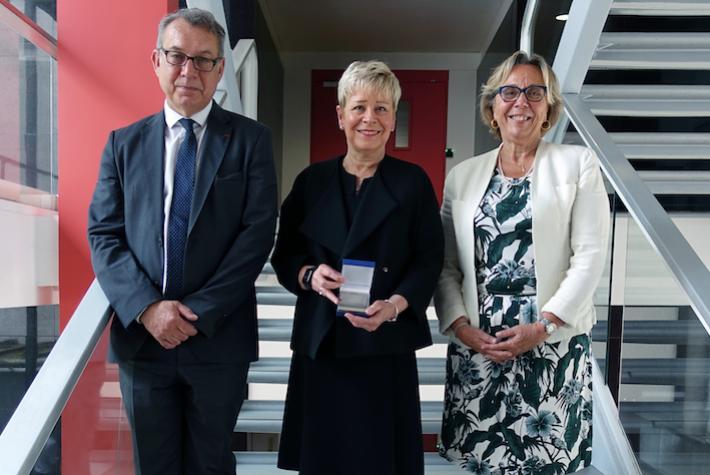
[88,103,278,363]
[272,156,444,358]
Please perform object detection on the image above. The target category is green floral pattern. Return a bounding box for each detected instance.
[439,168,593,474]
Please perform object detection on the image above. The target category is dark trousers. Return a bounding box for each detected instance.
[119,353,249,475]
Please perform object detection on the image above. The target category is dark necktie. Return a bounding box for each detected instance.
[165,118,197,299]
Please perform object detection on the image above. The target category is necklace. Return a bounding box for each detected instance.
[497,152,534,180]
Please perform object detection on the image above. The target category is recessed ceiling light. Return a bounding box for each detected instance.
[556,13,569,21]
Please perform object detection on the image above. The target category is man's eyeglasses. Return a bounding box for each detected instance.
[496,85,547,102]
[161,49,222,72]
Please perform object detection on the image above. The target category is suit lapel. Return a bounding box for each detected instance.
[134,111,166,275]
[140,113,166,268]
[300,160,348,255]
[456,147,498,274]
[188,103,229,234]
[342,158,397,256]
[462,145,499,207]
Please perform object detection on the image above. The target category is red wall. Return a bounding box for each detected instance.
[57,1,177,472]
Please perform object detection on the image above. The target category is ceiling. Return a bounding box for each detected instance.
[258,0,513,53]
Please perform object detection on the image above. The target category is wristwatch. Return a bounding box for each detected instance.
[302,266,316,290]
[539,317,558,336]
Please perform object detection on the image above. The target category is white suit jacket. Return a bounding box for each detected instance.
[434,141,610,344]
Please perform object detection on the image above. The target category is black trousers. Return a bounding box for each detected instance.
[119,351,249,475]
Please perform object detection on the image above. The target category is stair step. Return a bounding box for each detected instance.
[257,292,296,306]
[233,452,468,474]
[248,356,709,386]
[564,132,710,159]
[232,452,605,474]
[237,399,710,435]
[636,170,710,194]
[617,358,710,386]
[591,33,710,70]
[256,318,447,343]
[235,400,444,434]
[256,318,710,346]
[248,357,444,385]
[610,0,710,16]
[620,400,710,435]
[599,319,710,346]
[580,85,710,116]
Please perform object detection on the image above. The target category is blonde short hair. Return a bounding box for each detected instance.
[480,51,563,139]
[337,61,402,112]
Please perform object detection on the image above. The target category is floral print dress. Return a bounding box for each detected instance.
[439,167,593,474]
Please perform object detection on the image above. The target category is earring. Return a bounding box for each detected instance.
[541,120,551,131]
[491,119,499,130]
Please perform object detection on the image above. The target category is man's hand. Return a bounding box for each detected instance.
[141,300,199,349]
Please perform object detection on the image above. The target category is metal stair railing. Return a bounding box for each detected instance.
[553,0,710,333]
[544,3,710,471]
[525,0,710,331]
[564,94,710,327]
[186,0,259,120]
[519,1,709,473]
[0,280,110,474]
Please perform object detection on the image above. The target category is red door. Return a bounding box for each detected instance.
[310,70,448,202]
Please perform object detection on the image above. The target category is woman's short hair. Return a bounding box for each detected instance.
[158,8,226,57]
[480,51,563,138]
[337,61,402,112]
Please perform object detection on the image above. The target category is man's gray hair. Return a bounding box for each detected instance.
[157,8,226,57]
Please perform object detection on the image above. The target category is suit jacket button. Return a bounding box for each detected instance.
[383,267,389,273]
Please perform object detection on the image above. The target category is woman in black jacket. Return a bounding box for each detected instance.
[273,60,444,475]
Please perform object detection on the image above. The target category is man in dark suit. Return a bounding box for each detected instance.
[87,8,277,474]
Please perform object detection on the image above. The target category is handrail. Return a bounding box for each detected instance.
[519,0,540,55]
[564,95,710,333]
[187,0,259,119]
[0,279,111,474]
[545,0,710,334]
[0,0,57,58]
[232,39,259,120]
[547,0,613,144]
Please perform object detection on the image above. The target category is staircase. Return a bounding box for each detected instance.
[232,265,609,473]
[557,1,710,473]
[233,265,467,474]
[565,1,710,200]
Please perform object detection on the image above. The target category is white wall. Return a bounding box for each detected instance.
[280,51,481,201]
[0,194,58,308]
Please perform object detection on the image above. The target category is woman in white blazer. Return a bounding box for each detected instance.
[435,52,609,474]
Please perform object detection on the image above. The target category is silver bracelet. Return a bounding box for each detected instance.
[384,299,400,322]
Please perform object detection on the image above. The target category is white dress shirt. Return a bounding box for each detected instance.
[161,101,212,292]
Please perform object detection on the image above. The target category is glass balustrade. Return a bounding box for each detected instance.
[60,326,133,474]
[0,15,56,195]
[616,216,710,475]
[0,305,59,473]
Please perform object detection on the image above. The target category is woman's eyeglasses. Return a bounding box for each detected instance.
[496,85,547,102]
